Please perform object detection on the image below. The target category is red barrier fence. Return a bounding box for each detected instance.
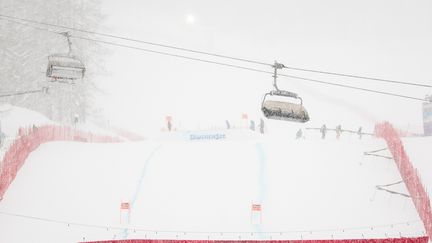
[375,122,432,240]
[110,127,146,141]
[0,125,122,200]
[81,236,429,243]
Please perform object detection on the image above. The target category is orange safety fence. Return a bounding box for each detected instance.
[375,122,432,240]
[0,125,122,200]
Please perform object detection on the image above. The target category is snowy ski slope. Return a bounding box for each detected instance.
[402,137,432,199]
[0,104,122,141]
[0,129,425,243]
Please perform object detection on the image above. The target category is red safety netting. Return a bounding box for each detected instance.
[81,236,429,243]
[0,125,122,200]
[110,127,146,141]
[375,122,432,240]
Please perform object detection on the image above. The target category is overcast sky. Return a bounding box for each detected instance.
[92,0,432,135]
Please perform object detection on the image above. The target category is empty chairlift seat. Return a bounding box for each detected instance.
[46,54,85,80]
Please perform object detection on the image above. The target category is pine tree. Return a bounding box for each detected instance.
[0,0,108,124]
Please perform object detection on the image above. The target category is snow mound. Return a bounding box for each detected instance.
[0,104,126,142]
[0,104,54,137]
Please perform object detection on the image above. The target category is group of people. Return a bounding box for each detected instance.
[225,119,265,134]
[295,125,364,140]
[163,117,366,140]
[319,124,364,139]
[249,119,265,134]
[163,117,265,134]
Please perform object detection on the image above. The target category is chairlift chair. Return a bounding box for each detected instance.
[261,62,310,123]
[46,32,85,81]
[46,54,85,80]
[261,90,310,123]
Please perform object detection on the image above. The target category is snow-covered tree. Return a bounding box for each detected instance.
[0,0,107,124]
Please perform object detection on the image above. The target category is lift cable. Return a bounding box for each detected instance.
[0,88,47,98]
[73,35,428,102]
[0,13,431,88]
[0,16,429,102]
[281,65,432,88]
[277,73,428,102]
[72,35,271,74]
[0,13,270,67]
[0,211,421,234]
[0,17,60,34]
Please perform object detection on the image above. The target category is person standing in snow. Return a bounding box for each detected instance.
[165,116,173,132]
[335,125,342,139]
[250,120,255,131]
[225,120,231,130]
[259,118,265,134]
[73,114,79,129]
[296,129,303,139]
[320,124,327,139]
[167,120,172,132]
[357,126,363,139]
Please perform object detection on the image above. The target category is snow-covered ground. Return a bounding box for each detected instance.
[0,104,54,136]
[401,136,432,199]
[0,105,126,157]
[0,104,55,156]
[0,129,425,243]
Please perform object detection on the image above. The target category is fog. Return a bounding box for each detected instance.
[92,0,432,136]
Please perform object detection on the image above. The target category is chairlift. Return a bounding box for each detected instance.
[46,54,85,80]
[46,32,85,81]
[262,90,309,122]
[261,62,310,123]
